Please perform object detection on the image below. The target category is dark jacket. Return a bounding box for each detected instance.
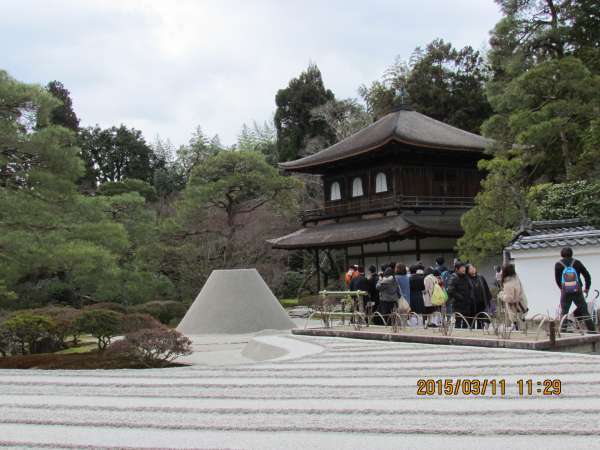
[447,272,471,314]
[433,264,449,274]
[376,275,400,303]
[409,273,425,314]
[349,274,370,294]
[468,274,492,315]
[555,258,591,291]
[366,273,380,304]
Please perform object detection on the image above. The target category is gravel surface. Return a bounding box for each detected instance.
[0,335,599,449]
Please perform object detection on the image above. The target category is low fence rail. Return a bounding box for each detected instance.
[302,292,599,341]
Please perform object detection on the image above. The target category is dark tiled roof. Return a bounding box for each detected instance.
[508,219,600,251]
[267,213,462,250]
[280,109,493,172]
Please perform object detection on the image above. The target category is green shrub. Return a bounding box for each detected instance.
[97,178,157,202]
[277,271,304,299]
[29,306,83,345]
[131,301,187,325]
[75,309,122,350]
[0,312,56,355]
[121,313,162,334]
[85,302,128,314]
[109,327,192,367]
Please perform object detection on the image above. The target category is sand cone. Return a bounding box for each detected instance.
[177,269,295,334]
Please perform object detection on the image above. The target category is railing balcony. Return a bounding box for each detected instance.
[300,194,475,223]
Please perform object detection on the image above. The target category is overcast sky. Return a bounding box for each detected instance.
[2,0,502,147]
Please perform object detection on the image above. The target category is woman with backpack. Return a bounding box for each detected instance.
[423,269,447,327]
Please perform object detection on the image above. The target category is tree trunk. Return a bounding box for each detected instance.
[223,211,237,268]
[559,130,571,179]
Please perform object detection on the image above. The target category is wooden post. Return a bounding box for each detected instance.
[549,320,556,346]
[314,249,321,292]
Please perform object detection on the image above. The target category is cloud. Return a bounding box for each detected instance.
[0,0,501,146]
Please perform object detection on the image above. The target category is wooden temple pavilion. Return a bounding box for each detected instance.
[267,106,492,289]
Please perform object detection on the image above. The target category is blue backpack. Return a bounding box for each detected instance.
[560,261,580,294]
[441,270,452,288]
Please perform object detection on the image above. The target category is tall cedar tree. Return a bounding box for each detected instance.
[360,40,492,133]
[46,81,80,131]
[274,63,336,162]
[79,125,158,184]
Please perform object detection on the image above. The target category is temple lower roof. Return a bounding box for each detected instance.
[267,213,463,250]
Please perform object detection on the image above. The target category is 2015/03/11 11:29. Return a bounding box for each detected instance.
[416,379,562,396]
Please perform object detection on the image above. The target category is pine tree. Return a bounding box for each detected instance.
[274,63,336,162]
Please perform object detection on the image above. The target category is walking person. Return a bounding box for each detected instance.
[447,262,471,328]
[498,264,528,329]
[376,267,401,323]
[555,247,595,332]
[466,264,493,329]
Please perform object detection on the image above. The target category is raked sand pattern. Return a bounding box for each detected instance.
[0,335,599,449]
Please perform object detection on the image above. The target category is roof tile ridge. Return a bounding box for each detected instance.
[406,110,488,140]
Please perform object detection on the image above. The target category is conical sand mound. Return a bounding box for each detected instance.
[177,269,295,334]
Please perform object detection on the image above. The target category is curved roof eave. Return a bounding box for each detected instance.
[279,109,494,172]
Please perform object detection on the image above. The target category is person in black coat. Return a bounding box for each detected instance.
[409,264,425,315]
[365,265,380,307]
[467,264,492,328]
[554,247,595,332]
[447,262,471,328]
[349,266,370,313]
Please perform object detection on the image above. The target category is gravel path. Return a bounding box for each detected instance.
[0,336,599,449]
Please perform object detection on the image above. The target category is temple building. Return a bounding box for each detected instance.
[268,107,493,289]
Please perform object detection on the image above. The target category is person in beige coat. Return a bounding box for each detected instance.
[498,264,528,326]
[423,268,442,326]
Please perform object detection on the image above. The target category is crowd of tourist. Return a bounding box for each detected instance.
[344,248,596,332]
[346,257,496,328]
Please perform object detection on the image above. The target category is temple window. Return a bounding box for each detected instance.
[330,181,341,201]
[352,177,364,197]
[375,172,388,193]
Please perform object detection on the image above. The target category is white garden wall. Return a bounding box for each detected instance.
[510,245,600,316]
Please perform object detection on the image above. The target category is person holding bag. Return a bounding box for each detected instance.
[423,269,446,327]
[377,267,409,321]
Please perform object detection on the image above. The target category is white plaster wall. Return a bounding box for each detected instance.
[510,245,600,316]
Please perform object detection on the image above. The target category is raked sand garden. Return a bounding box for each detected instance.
[1,332,599,449]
